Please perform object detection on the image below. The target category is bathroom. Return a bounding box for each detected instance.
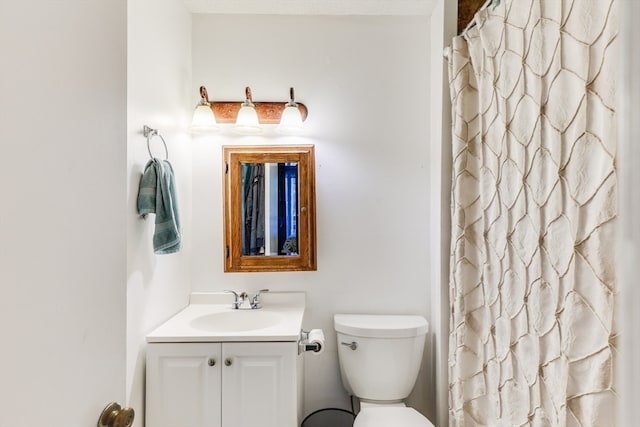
[0,0,638,426]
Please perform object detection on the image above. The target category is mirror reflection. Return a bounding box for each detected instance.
[242,162,299,256]
[223,145,316,273]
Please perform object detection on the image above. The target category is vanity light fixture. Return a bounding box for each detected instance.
[276,88,304,135]
[233,87,262,135]
[193,85,308,135]
[190,86,219,133]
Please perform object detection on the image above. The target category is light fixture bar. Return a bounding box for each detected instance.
[212,102,308,124]
[199,86,308,124]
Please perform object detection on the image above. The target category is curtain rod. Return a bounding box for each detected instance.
[446,0,501,60]
[462,0,500,35]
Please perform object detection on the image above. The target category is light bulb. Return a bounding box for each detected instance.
[190,104,219,133]
[276,104,304,135]
[233,87,262,135]
[190,86,219,133]
[276,87,305,135]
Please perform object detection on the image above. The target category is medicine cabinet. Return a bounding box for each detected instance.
[223,145,316,272]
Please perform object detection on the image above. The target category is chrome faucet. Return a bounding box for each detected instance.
[224,290,250,309]
[250,289,269,309]
[225,289,269,309]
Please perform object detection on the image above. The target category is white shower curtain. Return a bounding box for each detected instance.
[448,1,618,426]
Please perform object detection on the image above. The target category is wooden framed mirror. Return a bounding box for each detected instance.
[223,145,316,272]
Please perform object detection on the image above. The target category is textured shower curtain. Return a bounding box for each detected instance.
[448,1,618,426]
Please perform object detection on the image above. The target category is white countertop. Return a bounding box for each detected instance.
[146,292,306,343]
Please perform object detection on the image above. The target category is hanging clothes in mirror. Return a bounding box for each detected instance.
[242,163,265,256]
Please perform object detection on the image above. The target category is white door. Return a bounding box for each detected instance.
[146,343,222,427]
[221,342,298,427]
[0,0,127,425]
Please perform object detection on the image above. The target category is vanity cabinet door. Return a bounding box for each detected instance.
[221,342,298,427]
[146,343,222,427]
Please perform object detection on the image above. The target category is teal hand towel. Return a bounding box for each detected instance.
[137,159,182,254]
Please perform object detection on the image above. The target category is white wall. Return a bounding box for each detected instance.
[190,14,434,420]
[429,2,457,426]
[126,0,193,421]
[618,0,640,424]
[0,0,127,425]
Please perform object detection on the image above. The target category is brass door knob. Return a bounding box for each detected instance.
[98,402,135,427]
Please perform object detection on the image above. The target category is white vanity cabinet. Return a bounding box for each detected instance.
[146,341,301,427]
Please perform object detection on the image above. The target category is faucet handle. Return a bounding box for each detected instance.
[251,289,269,309]
[224,290,241,309]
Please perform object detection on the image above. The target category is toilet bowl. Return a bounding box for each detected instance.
[334,314,433,427]
[354,405,432,427]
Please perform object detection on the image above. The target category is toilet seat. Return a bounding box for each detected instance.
[353,407,434,427]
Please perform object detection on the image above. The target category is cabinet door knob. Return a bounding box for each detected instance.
[208,358,216,366]
[224,358,233,366]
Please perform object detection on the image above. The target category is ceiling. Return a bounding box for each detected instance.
[182,0,437,15]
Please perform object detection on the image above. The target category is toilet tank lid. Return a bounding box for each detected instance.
[334,314,428,338]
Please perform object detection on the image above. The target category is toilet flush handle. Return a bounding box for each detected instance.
[341,341,358,351]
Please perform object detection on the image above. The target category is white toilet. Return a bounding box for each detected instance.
[334,314,434,427]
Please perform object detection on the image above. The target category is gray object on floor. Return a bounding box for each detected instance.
[301,408,355,427]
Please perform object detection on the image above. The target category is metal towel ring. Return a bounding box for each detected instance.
[143,125,169,160]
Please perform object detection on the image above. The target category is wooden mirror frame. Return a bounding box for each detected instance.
[223,145,317,272]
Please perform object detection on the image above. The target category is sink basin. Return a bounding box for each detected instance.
[189,310,284,332]
[146,292,305,342]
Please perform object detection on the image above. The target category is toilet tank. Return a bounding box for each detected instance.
[334,314,428,402]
